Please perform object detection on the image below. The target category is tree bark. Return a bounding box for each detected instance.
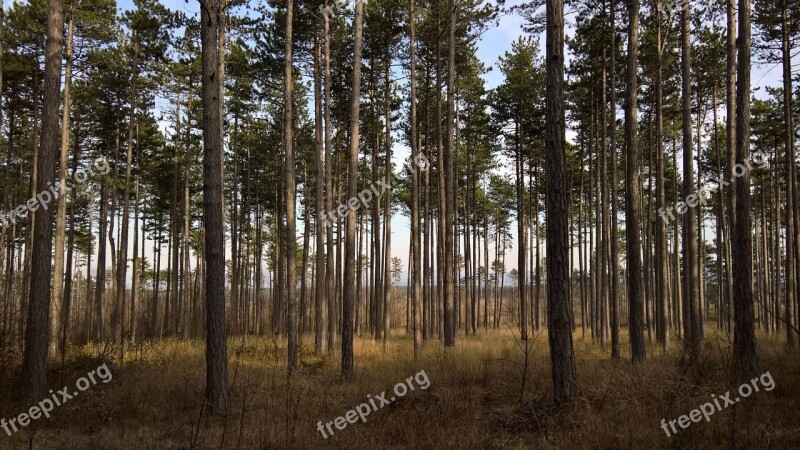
[546,0,577,405]
[342,0,364,379]
[410,0,421,358]
[626,0,645,363]
[655,0,669,351]
[313,35,327,356]
[284,0,298,375]
[781,0,797,349]
[22,0,64,397]
[52,9,74,361]
[733,0,759,379]
[200,0,228,413]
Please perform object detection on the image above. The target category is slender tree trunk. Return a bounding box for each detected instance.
[313,36,327,356]
[410,0,421,357]
[116,37,139,360]
[442,0,457,348]
[655,0,668,350]
[725,0,736,334]
[342,0,364,379]
[62,137,79,363]
[52,9,74,360]
[781,1,797,349]
[383,58,392,346]
[283,0,298,375]
[609,0,620,357]
[626,0,645,363]
[300,166,310,335]
[132,125,141,342]
[681,0,701,363]
[324,2,336,354]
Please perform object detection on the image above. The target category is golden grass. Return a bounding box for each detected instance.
[1,327,798,449]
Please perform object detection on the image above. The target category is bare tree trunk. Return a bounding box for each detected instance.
[62,138,79,363]
[283,0,298,375]
[383,57,392,346]
[22,0,63,396]
[681,0,700,363]
[132,128,140,342]
[116,36,139,360]
[410,0,421,357]
[733,0,759,378]
[313,35,327,356]
[182,102,191,340]
[342,0,364,379]
[781,1,797,349]
[626,0,645,363]
[300,166,310,335]
[609,0,620,357]
[672,140,683,337]
[725,0,736,334]
[443,0,456,348]
[655,0,668,350]
[52,9,74,360]
[323,1,336,354]
[200,0,228,413]
[546,0,577,405]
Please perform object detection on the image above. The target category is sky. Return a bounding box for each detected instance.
[97,0,788,286]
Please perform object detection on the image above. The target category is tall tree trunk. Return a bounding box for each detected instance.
[116,37,139,360]
[52,9,74,360]
[546,0,577,405]
[22,0,64,396]
[781,1,797,349]
[284,0,298,375]
[443,0,456,348]
[132,127,140,342]
[183,103,191,340]
[62,137,79,363]
[655,0,668,350]
[383,57,392,346]
[200,0,228,413]
[516,124,528,342]
[600,39,609,349]
[342,0,364,379]
[313,35,327,356]
[681,0,701,363]
[626,0,645,363]
[732,0,759,378]
[725,0,736,334]
[609,0,620,357]
[300,166,310,335]
[410,0,421,358]
[324,1,336,354]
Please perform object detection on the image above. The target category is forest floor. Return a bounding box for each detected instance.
[1,327,799,449]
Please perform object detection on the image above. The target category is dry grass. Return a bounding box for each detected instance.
[1,327,798,449]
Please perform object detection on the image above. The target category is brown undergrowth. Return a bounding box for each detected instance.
[0,327,798,449]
